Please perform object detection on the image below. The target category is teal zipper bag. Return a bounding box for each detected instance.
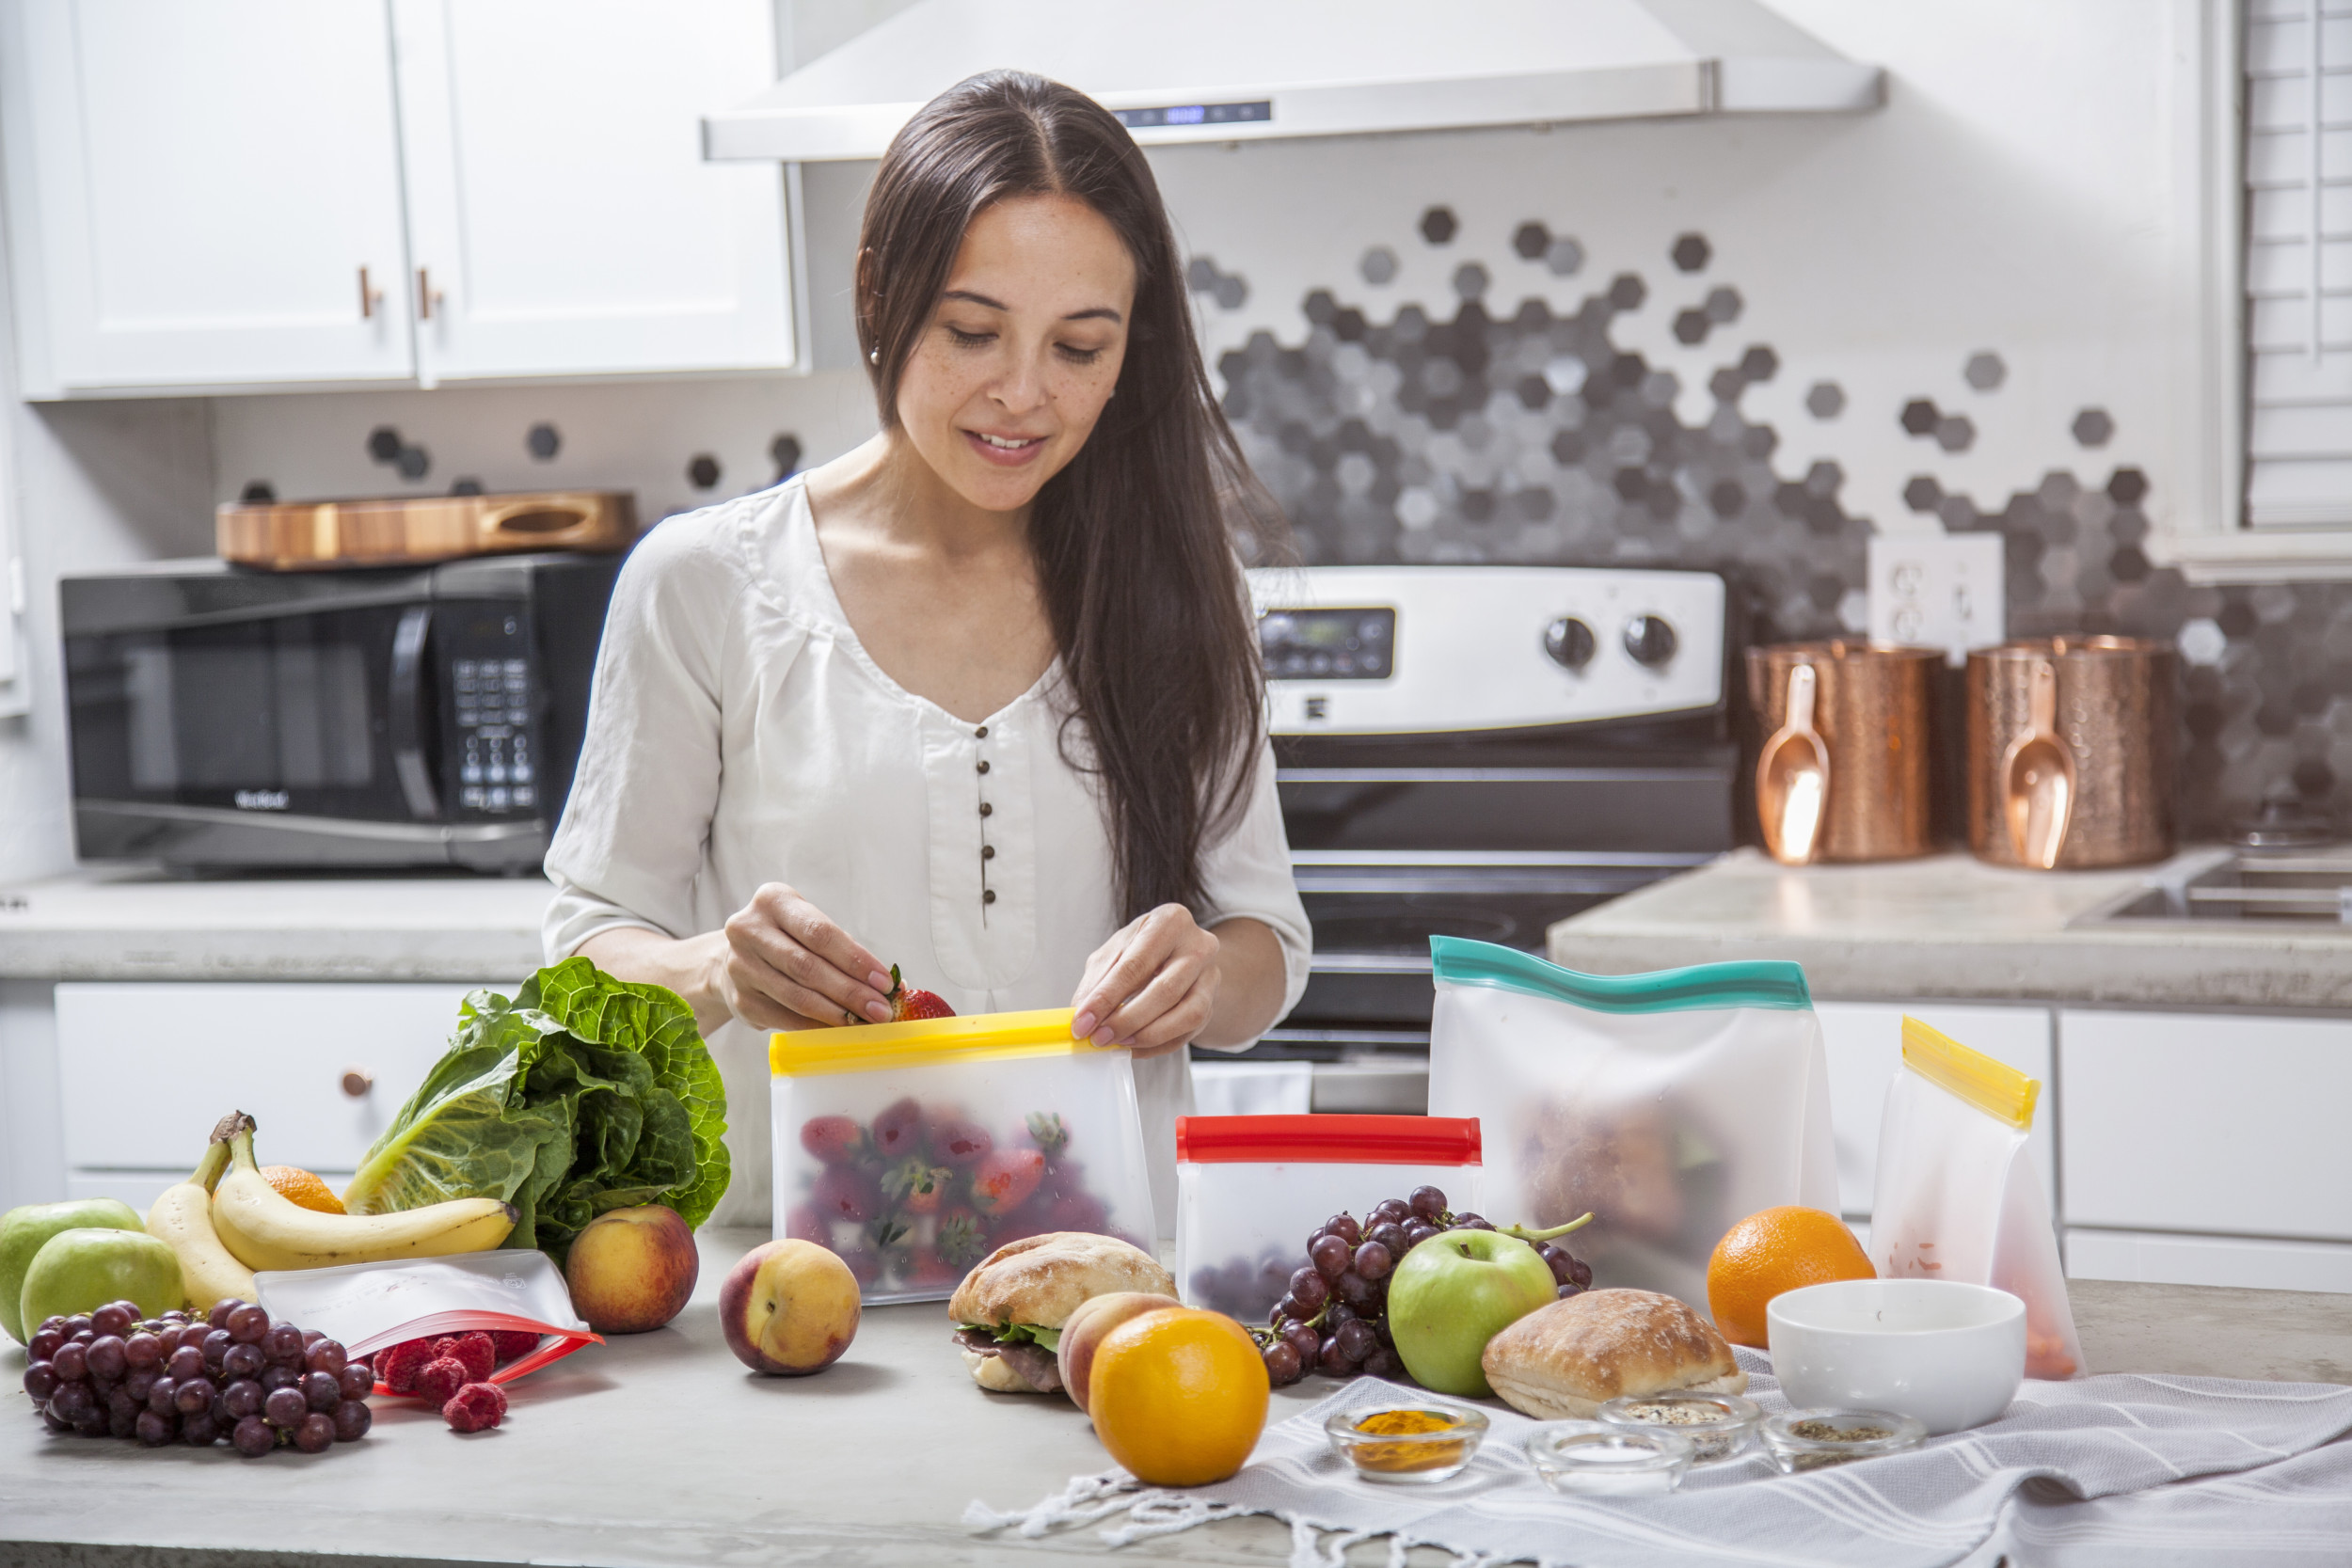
[1428,936,1812,1014]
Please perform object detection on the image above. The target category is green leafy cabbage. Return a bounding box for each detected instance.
[344,958,729,1264]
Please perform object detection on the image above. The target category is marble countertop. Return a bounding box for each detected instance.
[1547,847,2352,1010]
[5,1228,2345,1568]
[0,866,552,982]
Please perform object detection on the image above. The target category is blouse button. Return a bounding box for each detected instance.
[979,802,993,817]
[977,760,991,775]
[976,725,989,738]
[982,889,997,906]
[982,845,995,861]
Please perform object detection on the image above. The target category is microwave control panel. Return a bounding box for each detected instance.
[438,604,542,818]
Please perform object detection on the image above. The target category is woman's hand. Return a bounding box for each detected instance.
[710,882,897,1032]
[1069,904,1224,1059]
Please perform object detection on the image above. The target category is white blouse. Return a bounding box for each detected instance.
[542,478,1311,1236]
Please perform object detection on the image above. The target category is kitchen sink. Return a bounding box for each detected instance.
[2075,847,2352,927]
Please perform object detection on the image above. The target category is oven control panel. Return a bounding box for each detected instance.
[1248,565,1724,734]
[437,604,542,818]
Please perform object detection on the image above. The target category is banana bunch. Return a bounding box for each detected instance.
[206,1112,516,1274]
[145,1124,258,1313]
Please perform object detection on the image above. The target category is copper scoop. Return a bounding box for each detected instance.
[1756,662,1829,863]
[2001,658,2075,868]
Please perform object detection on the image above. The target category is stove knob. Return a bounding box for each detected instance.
[1623,614,1678,669]
[1543,616,1597,672]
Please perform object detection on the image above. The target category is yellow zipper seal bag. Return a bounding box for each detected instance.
[771,1007,1089,1078]
[1900,1015,2040,1131]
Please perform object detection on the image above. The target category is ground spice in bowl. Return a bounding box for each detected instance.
[1324,1403,1491,1482]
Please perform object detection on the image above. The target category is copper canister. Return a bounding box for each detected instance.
[1966,637,2177,868]
[1746,641,1941,862]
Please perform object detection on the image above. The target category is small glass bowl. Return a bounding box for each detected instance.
[1597,1390,1763,1465]
[1523,1420,1695,1496]
[1324,1402,1491,1484]
[1758,1408,1929,1474]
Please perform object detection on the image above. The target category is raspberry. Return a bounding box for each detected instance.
[413,1356,469,1407]
[487,1331,540,1364]
[376,1338,436,1395]
[443,1381,507,1433]
[433,1332,496,1383]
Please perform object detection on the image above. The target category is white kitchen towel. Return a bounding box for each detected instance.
[966,1349,2352,1568]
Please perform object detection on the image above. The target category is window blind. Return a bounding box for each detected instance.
[2247,0,2352,525]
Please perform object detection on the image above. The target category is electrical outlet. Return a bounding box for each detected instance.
[1867,533,2004,667]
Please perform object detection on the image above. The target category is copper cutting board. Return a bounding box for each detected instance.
[216,490,638,570]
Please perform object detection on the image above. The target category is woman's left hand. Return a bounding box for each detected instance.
[1070,904,1221,1059]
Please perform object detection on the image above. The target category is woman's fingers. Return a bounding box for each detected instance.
[723,937,851,1030]
[1076,905,1219,1050]
[729,885,893,1024]
[1071,908,1188,1042]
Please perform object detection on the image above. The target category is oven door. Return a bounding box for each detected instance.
[65,595,447,863]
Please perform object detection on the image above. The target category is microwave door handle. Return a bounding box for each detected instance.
[389,606,440,820]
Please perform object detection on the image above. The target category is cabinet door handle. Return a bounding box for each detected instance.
[358,266,384,320]
[341,1069,374,1099]
[417,267,442,321]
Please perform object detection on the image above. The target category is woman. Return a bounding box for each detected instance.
[542,71,1310,1237]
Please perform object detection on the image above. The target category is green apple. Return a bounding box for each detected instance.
[1387,1229,1558,1397]
[19,1228,183,1335]
[0,1199,145,1343]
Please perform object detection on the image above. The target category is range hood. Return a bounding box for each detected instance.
[705,0,1883,164]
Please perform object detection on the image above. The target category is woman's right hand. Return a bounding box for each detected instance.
[709,882,896,1031]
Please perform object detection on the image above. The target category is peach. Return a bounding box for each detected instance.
[564,1205,699,1334]
[1055,1291,1183,1412]
[720,1240,861,1375]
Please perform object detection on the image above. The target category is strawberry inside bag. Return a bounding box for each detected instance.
[253,1250,601,1396]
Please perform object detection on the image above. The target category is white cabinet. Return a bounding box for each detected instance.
[0,0,415,395]
[1813,1002,2055,1225]
[1,0,792,396]
[2060,1008,2352,1243]
[2065,1227,2352,1293]
[389,0,791,384]
[54,982,492,1192]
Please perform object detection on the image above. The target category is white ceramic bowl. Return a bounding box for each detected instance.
[1766,1279,2026,1435]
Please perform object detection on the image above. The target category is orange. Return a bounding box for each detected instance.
[1707,1205,1874,1349]
[262,1165,346,1215]
[1087,1307,1269,1487]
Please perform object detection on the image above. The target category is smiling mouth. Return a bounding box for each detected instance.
[963,429,1048,465]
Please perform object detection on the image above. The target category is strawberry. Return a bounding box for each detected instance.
[936,1209,988,1266]
[902,1244,963,1287]
[1025,1112,1071,1158]
[884,965,955,1022]
[812,1164,880,1224]
[970,1147,1046,1217]
[880,1159,952,1214]
[871,1097,925,1161]
[1043,1190,1107,1233]
[928,1117,993,1167]
[784,1203,829,1243]
[800,1115,866,1165]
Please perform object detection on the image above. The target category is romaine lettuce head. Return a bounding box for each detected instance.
[343,958,729,1264]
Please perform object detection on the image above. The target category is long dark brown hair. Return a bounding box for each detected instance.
[855,71,1284,922]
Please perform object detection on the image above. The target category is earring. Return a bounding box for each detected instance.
[867,346,880,366]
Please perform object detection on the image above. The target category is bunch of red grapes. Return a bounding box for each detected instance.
[1255,1184,1593,1388]
[20,1297,372,1455]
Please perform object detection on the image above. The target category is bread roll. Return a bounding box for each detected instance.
[948,1231,1172,1329]
[1481,1288,1745,1419]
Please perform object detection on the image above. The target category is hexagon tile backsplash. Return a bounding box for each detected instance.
[1215,212,2352,840]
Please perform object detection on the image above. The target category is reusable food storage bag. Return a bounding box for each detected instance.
[771,1008,1155,1304]
[1872,1016,2085,1378]
[254,1250,597,1392]
[1173,1115,1484,1321]
[1427,937,1836,1309]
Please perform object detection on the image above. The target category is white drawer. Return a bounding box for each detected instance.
[56,983,495,1176]
[2067,1227,2352,1294]
[2061,1008,2352,1241]
[1814,1002,2055,1223]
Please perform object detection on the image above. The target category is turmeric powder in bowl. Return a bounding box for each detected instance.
[1323,1403,1490,1483]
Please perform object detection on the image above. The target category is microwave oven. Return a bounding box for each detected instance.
[60,551,622,872]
